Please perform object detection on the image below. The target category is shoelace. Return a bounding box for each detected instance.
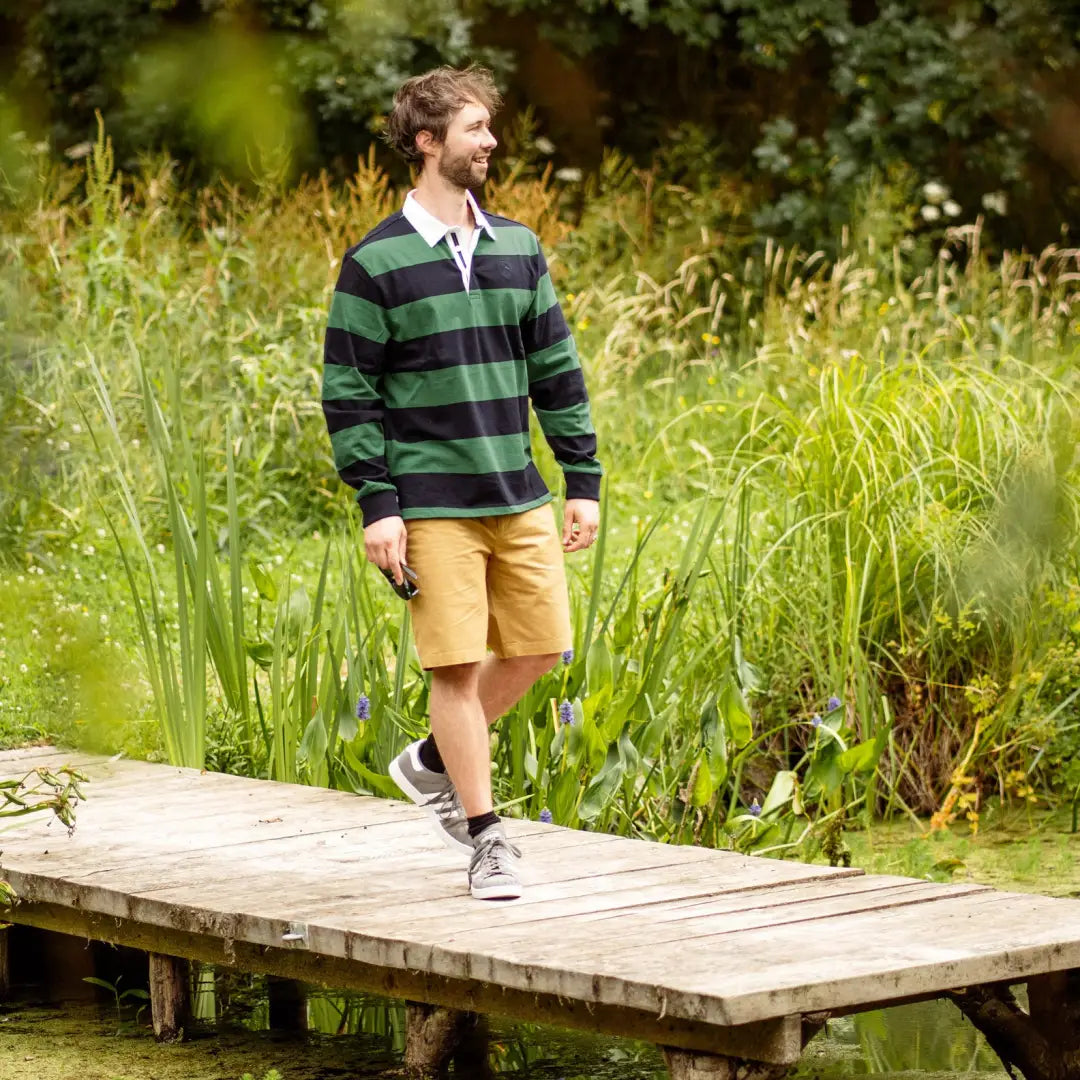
[424,782,464,822]
[470,833,522,878]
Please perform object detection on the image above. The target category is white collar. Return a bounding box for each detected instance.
[403,189,495,247]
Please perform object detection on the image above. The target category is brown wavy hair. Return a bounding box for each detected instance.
[385,65,502,167]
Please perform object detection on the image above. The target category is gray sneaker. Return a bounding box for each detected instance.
[388,739,472,855]
[468,822,523,900]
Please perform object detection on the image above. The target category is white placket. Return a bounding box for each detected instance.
[446,227,474,293]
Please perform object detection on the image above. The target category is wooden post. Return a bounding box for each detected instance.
[451,1012,492,1078]
[661,1047,792,1080]
[404,1000,483,1078]
[149,953,190,1043]
[267,975,307,1031]
[0,926,9,1000]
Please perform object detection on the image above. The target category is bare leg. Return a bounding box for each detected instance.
[477,653,561,725]
[429,653,560,818]
[428,661,491,817]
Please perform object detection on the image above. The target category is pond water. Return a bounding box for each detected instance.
[0,964,1008,1080]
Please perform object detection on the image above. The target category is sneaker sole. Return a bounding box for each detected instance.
[388,756,474,856]
[471,880,522,901]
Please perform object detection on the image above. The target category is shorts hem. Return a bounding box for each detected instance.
[421,647,488,670]
[494,638,571,660]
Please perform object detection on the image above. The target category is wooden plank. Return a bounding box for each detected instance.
[3,898,805,1063]
[324,874,965,941]
[427,881,990,956]
[462,889,1080,1026]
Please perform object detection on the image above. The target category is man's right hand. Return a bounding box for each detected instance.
[364,515,408,585]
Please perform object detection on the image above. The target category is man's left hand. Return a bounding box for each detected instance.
[562,498,600,552]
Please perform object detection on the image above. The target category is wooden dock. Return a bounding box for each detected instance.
[3,745,1080,1080]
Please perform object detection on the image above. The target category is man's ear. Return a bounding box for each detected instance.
[415,129,437,159]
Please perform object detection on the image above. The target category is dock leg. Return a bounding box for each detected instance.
[404,1001,482,1078]
[149,953,190,1043]
[0,926,8,1000]
[661,1048,791,1080]
[950,974,1080,1080]
[267,975,307,1031]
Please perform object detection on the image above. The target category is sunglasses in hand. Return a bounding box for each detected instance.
[381,563,420,601]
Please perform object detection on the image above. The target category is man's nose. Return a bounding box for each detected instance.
[483,130,498,150]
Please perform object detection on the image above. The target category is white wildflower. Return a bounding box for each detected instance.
[533,136,556,155]
[920,204,941,222]
[922,180,949,204]
[554,167,583,183]
[943,200,961,218]
[981,190,1008,215]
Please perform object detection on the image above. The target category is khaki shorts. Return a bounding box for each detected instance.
[404,503,572,669]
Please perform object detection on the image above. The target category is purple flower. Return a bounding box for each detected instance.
[539,807,553,824]
[827,695,842,712]
[559,699,575,726]
[561,648,574,665]
[748,799,762,818]
[356,695,370,721]
[811,713,822,727]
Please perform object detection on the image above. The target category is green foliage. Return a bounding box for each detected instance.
[5,0,1078,250]
[3,124,1080,862]
[8,0,509,182]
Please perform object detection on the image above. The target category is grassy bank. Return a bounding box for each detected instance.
[2,122,1079,856]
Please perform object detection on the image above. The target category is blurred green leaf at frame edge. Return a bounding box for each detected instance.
[121,26,310,183]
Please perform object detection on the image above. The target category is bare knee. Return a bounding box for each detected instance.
[519,652,561,677]
[430,661,481,697]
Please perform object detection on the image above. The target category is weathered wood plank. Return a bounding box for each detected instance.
[462,889,1080,1026]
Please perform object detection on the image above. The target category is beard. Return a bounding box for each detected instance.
[437,146,488,190]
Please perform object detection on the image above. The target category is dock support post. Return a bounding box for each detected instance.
[267,975,307,1031]
[0,925,8,1000]
[403,1001,489,1078]
[661,1048,791,1080]
[149,953,190,1043]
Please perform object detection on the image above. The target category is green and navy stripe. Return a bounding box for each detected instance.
[322,209,602,524]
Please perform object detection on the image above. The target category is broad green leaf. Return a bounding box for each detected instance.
[249,559,277,602]
[838,738,881,775]
[761,770,796,816]
[586,634,614,694]
[297,709,327,766]
[579,743,623,822]
[719,675,753,747]
[690,750,714,807]
[244,638,274,668]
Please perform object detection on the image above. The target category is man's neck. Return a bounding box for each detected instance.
[412,172,475,230]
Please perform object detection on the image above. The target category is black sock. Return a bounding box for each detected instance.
[467,811,499,839]
[418,733,445,773]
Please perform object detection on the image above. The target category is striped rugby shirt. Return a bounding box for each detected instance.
[322,196,602,526]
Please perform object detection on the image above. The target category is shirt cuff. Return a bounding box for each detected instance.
[564,471,601,501]
[358,488,402,527]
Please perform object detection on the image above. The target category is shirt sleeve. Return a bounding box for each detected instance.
[521,243,603,501]
[322,251,400,526]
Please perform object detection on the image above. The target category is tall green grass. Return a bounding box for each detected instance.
[3,122,1079,854]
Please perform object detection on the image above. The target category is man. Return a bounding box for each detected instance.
[321,65,602,901]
